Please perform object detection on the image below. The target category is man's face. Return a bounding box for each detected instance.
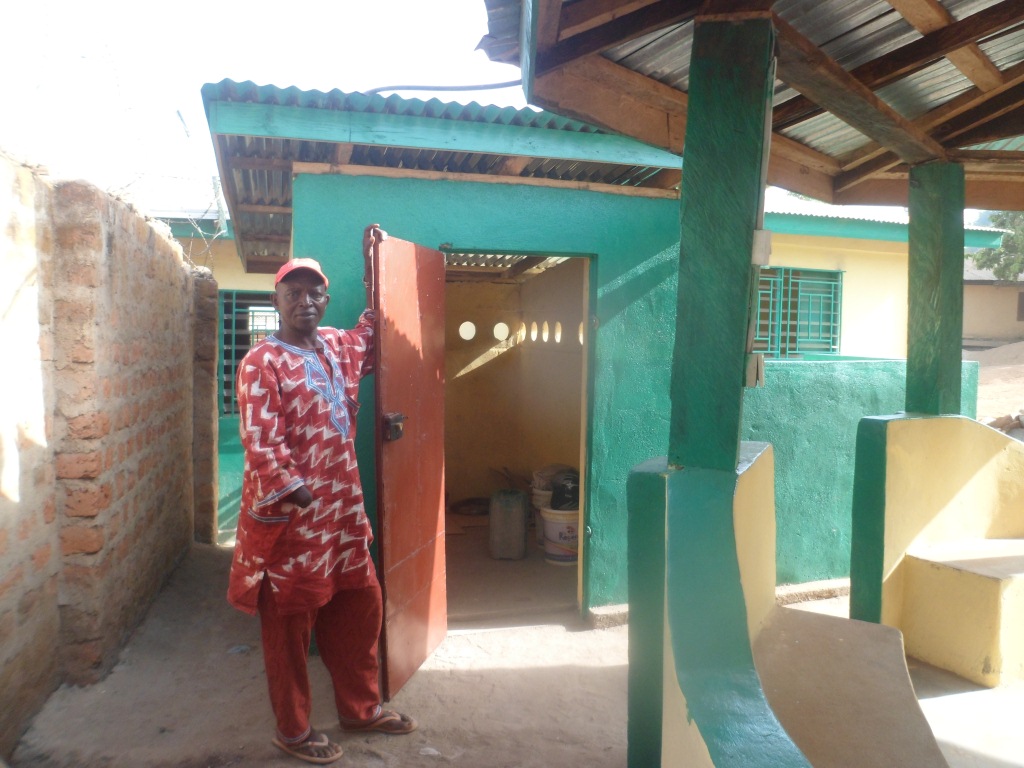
[273,271,330,336]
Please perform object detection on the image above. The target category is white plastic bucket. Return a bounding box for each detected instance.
[540,507,579,565]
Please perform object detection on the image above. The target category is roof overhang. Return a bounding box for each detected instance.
[479,0,1024,210]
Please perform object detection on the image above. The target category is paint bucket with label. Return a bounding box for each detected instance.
[540,507,579,565]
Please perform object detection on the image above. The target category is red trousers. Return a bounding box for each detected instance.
[258,575,383,743]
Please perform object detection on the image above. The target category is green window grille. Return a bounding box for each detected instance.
[219,291,277,414]
[753,267,842,359]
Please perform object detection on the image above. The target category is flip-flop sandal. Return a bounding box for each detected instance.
[272,729,344,764]
[341,709,418,735]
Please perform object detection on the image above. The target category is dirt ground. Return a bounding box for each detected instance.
[9,343,1023,768]
[964,340,1024,422]
[11,540,626,768]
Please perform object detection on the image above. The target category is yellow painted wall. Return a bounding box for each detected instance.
[519,259,587,476]
[878,416,1024,684]
[963,284,1024,343]
[443,261,586,506]
[733,443,777,644]
[178,237,273,292]
[662,622,717,768]
[769,234,908,358]
[445,281,525,504]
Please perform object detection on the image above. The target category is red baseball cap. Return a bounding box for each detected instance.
[274,258,329,288]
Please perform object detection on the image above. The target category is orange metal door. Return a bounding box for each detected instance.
[368,225,447,700]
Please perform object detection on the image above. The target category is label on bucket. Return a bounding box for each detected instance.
[541,507,578,564]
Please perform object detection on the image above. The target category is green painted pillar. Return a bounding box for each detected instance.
[906,162,965,414]
[668,16,775,470]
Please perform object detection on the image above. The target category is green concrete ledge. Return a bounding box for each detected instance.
[627,449,809,767]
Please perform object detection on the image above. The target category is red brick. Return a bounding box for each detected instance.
[43,497,57,524]
[0,528,7,556]
[64,484,111,518]
[0,564,25,600]
[63,560,111,594]
[67,261,100,287]
[63,640,105,684]
[56,452,102,479]
[66,412,110,440]
[31,542,53,572]
[17,516,33,541]
[60,526,104,555]
[70,341,95,364]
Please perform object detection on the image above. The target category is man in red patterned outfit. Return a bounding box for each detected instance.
[229,249,416,765]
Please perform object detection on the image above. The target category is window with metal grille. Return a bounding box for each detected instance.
[753,268,842,358]
[219,291,277,414]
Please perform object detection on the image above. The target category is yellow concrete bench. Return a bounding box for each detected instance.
[755,606,948,768]
[630,442,947,767]
[901,538,1024,687]
[851,415,1024,689]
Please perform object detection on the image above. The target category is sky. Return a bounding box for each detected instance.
[1,1,987,225]
[1,0,527,215]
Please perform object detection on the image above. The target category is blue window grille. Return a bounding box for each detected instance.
[219,291,277,414]
[753,268,842,358]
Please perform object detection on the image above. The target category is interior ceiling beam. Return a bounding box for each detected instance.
[774,15,947,165]
[536,0,702,76]
[886,0,1004,91]
[772,0,1024,131]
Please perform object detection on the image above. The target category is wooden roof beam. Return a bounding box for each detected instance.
[774,15,947,165]
[773,0,1024,130]
[932,81,1024,146]
[559,0,662,40]
[833,60,1024,194]
[947,104,1024,148]
[887,0,1004,91]
[532,55,688,152]
[536,0,702,76]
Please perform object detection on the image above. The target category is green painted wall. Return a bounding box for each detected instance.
[742,360,978,584]
[292,174,681,609]
[282,173,982,601]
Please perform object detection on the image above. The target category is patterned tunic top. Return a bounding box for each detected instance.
[228,311,376,615]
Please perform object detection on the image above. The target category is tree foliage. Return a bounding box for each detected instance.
[971,210,1024,281]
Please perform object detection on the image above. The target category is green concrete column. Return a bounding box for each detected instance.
[669,16,775,470]
[906,162,965,415]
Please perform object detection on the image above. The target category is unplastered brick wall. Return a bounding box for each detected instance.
[52,181,195,683]
[0,152,218,758]
[0,154,60,757]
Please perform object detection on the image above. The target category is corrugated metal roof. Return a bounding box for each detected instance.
[479,0,1024,207]
[203,78,681,273]
[202,80,598,134]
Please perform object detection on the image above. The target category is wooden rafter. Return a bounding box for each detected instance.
[559,0,661,40]
[932,81,1024,146]
[887,0,1004,91]
[236,203,293,215]
[228,156,293,171]
[774,16,947,165]
[837,61,1024,193]
[772,0,1024,131]
[536,0,702,76]
[532,55,688,152]
[948,105,1024,148]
